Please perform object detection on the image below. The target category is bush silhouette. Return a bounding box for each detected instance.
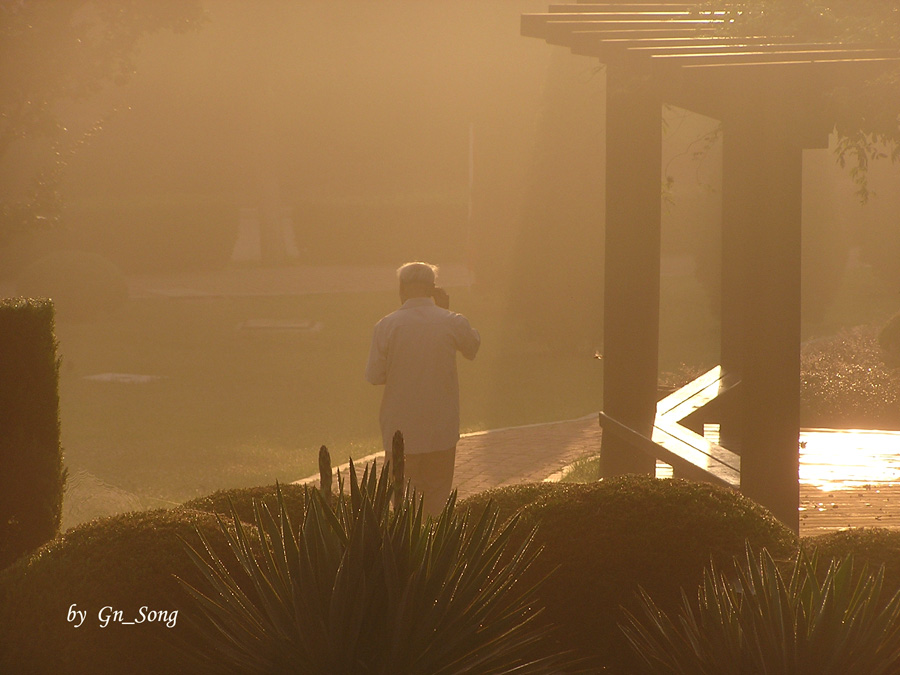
[460,476,797,673]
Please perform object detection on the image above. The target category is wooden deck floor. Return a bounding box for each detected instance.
[800,483,900,536]
[681,426,900,537]
[799,428,900,536]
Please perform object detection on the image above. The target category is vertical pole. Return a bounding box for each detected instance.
[721,76,801,533]
[600,67,662,477]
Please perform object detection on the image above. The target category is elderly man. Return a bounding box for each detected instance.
[366,262,480,515]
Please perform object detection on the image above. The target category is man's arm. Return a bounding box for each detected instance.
[365,325,387,385]
[453,315,480,361]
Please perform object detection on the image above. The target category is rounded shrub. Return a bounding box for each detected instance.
[455,482,560,526]
[179,481,311,525]
[16,250,128,320]
[803,527,900,596]
[0,508,245,674]
[460,476,798,672]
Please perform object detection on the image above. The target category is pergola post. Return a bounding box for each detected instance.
[600,67,661,478]
[721,80,801,532]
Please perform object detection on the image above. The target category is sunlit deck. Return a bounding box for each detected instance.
[603,365,900,537]
[655,425,900,536]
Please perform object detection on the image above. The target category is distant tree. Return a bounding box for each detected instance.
[0,0,204,243]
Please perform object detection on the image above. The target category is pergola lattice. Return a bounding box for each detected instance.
[522,1,900,532]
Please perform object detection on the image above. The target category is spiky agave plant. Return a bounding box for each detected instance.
[177,461,570,674]
[621,544,900,675]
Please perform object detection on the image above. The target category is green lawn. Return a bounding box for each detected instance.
[56,288,604,509]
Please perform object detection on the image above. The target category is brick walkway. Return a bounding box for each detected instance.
[453,414,599,497]
[293,414,601,498]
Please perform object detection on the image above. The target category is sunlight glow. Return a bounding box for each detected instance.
[800,429,900,491]
[656,426,900,491]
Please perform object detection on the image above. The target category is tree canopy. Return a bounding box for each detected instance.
[0,0,204,241]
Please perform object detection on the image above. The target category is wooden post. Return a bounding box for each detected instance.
[721,73,801,533]
[391,430,405,512]
[600,66,662,477]
[318,445,332,508]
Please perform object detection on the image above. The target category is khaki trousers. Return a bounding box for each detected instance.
[386,446,456,517]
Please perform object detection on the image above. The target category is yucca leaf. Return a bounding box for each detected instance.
[624,545,900,675]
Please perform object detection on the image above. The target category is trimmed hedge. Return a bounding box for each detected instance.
[0,509,245,674]
[180,481,311,525]
[460,477,798,673]
[802,528,900,597]
[0,299,66,569]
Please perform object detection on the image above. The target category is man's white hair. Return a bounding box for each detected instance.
[397,261,438,286]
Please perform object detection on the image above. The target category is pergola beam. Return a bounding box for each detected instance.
[551,3,699,10]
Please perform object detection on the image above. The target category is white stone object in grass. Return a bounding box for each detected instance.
[237,319,323,333]
[83,373,167,384]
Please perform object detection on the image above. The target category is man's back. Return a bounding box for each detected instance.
[366,297,480,455]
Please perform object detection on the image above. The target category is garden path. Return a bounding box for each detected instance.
[292,413,600,504]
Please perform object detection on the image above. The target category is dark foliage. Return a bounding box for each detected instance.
[0,298,65,569]
[0,509,238,674]
[623,546,900,674]
[803,528,900,598]
[180,482,312,526]
[800,326,900,429]
[702,0,900,161]
[455,482,560,527]
[460,477,797,673]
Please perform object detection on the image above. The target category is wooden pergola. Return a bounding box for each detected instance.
[522,1,900,532]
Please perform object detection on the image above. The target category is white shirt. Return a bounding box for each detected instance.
[366,297,480,454]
